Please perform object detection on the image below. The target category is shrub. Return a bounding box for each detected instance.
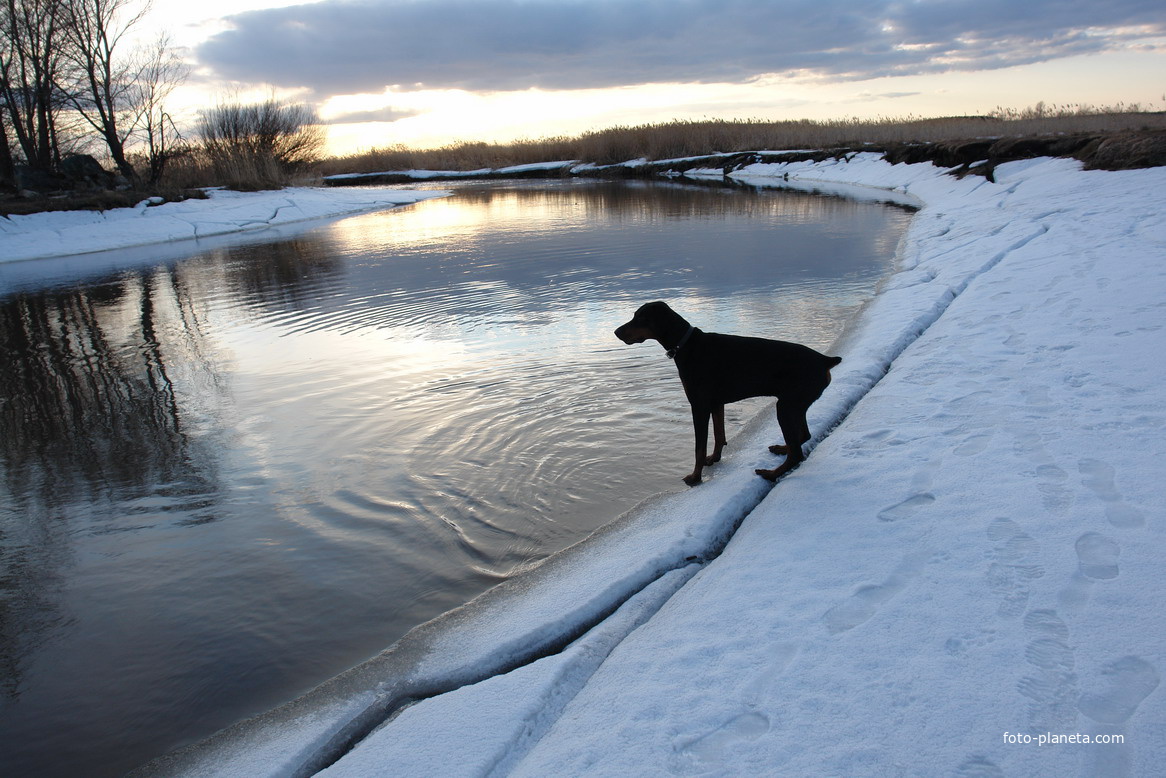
[197,99,325,189]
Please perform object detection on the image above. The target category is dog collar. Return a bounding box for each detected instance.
[666,326,695,360]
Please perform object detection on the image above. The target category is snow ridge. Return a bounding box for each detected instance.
[313,565,703,778]
[296,563,704,777]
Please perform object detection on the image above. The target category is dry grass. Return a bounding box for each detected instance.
[320,103,1166,175]
[138,145,323,192]
[318,137,580,176]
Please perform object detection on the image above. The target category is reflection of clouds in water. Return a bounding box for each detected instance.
[290,180,910,351]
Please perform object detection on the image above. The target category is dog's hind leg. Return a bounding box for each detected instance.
[767,369,830,456]
[766,401,811,456]
[706,404,727,466]
[757,401,811,481]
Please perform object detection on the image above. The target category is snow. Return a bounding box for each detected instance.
[0,186,450,263]
[58,155,1161,777]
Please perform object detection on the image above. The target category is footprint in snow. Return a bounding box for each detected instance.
[1018,609,1078,733]
[1010,430,1073,514]
[669,712,770,775]
[953,430,994,457]
[954,754,1005,778]
[1078,656,1160,724]
[1078,459,1145,528]
[985,518,1044,618]
[822,552,927,634]
[1057,496,1124,615]
[1075,533,1120,580]
[877,492,935,521]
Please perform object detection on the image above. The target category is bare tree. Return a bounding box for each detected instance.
[0,39,13,183]
[131,33,187,184]
[1,0,69,174]
[56,0,150,182]
[0,105,12,184]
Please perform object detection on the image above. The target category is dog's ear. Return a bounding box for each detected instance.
[638,300,670,321]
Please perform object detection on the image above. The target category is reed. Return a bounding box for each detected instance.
[319,103,1166,175]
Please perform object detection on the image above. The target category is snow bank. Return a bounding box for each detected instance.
[0,186,450,264]
[134,155,1164,777]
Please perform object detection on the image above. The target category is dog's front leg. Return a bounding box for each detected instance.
[706,404,727,465]
[684,405,711,486]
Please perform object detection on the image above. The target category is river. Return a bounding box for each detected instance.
[0,178,912,775]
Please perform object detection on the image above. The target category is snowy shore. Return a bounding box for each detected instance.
[0,186,450,264]
[10,156,1161,777]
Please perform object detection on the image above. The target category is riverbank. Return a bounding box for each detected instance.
[320,127,1166,187]
[318,112,1166,178]
[134,155,1164,777]
[5,129,1161,267]
[0,186,449,264]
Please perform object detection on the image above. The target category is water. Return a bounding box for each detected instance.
[0,179,912,775]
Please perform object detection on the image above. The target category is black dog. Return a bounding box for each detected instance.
[615,301,841,485]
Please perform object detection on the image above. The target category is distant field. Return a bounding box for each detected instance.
[319,105,1166,175]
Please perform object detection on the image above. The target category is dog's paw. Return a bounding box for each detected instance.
[756,461,799,481]
[767,444,790,456]
[683,472,703,486]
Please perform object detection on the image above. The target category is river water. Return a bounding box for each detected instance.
[0,178,912,775]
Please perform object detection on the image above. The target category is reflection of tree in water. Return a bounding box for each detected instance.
[450,178,913,222]
[215,236,347,316]
[0,266,227,699]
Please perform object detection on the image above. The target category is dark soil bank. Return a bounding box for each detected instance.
[632,128,1166,183]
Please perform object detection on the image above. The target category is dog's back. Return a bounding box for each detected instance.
[676,330,840,405]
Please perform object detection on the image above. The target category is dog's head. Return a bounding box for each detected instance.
[614,301,690,346]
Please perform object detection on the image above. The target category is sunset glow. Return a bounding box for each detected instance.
[133,0,1166,154]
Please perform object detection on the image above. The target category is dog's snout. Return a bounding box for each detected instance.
[615,318,647,345]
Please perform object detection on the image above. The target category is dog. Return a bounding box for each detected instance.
[615,301,841,486]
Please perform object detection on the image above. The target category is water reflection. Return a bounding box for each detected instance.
[1,272,223,511]
[0,269,227,701]
[252,181,908,342]
[0,179,912,776]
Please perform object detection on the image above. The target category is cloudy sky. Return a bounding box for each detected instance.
[147,0,1166,154]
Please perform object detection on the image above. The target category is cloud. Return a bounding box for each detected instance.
[196,0,1166,97]
[321,105,421,124]
[853,91,923,101]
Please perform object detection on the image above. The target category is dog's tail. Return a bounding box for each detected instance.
[828,355,843,367]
